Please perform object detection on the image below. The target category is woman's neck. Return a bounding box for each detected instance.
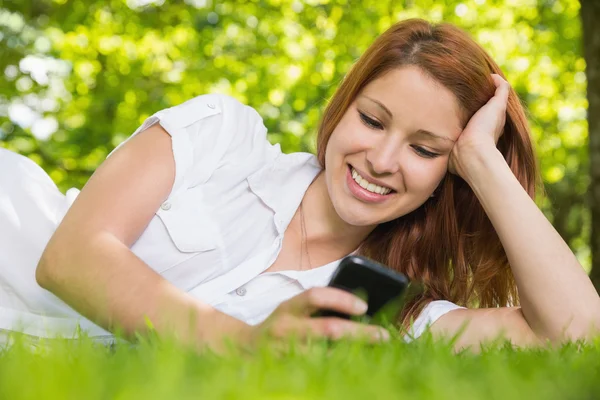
[302,171,376,253]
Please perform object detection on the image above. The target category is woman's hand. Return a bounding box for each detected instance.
[448,74,510,180]
[249,287,390,345]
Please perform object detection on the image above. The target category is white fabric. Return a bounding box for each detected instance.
[405,300,465,340]
[0,93,463,343]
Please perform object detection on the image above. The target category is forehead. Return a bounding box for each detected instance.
[357,66,463,141]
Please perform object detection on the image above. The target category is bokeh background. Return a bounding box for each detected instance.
[0,0,596,278]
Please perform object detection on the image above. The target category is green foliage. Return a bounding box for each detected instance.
[1,333,600,399]
[0,0,589,266]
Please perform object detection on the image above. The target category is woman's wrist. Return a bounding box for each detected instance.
[193,306,254,352]
[455,143,507,188]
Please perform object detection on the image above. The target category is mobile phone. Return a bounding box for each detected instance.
[313,255,410,326]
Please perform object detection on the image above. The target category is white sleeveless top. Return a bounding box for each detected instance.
[0,93,463,343]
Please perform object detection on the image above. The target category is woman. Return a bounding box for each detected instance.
[1,19,599,352]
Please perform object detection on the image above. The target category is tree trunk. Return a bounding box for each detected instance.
[581,0,600,291]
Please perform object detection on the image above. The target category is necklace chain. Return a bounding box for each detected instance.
[299,202,312,271]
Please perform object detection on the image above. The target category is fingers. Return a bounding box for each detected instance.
[490,73,510,109]
[268,315,390,343]
[282,287,368,317]
[260,288,391,346]
[307,318,391,343]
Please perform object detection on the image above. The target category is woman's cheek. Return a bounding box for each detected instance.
[330,121,364,153]
[405,159,445,193]
[346,126,373,151]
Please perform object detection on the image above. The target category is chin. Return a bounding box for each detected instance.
[340,211,376,227]
[331,197,384,227]
[334,192,425,227]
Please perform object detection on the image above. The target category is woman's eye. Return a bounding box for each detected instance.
[358,111,383,130]
[412,145,440,159]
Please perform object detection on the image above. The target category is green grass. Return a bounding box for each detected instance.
[1,331,600,400]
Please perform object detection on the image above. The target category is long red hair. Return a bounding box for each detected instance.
[316,19,541,329]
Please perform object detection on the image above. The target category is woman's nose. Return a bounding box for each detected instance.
[366,137,401,175]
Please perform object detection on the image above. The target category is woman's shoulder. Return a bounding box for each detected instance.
[404,300,465,342]
[156,93,262,128]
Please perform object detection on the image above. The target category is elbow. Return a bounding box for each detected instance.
[35,247,63,291]
[569,315,600,342]
[35,258,51,290]
[547,313,600,345]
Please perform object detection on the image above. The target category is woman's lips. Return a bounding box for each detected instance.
[346,164,394,204]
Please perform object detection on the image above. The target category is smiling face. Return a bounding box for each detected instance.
[324,66,464,227]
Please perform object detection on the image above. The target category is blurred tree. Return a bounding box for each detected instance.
[0,0,593,273]
[581,0,600,289]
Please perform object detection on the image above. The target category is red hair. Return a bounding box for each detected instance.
[316,19,541,328]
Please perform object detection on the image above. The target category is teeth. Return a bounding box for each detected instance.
[351,167,392,195]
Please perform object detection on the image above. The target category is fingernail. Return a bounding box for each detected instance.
[354,299,368,314]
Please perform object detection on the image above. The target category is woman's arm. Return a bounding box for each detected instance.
[461,146,600,341]
[35,122,386,351]
[432,145,600,349]
[432,75,600,349]
[36,124,249,350]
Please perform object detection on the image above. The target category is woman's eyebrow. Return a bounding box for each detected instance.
[363,95,456,143]
[416,129,456,143]
[363,95,393,118]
